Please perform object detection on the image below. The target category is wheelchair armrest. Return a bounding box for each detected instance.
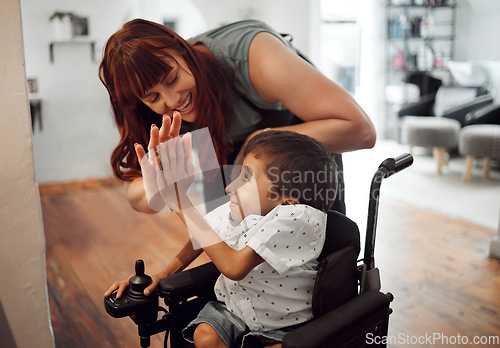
[441,94,493,127]
[465,103,500,126]
[159,262,220,302]
[282,290,393,348]
[398,94,435,117]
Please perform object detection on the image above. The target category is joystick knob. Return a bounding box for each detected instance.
[128,260,152,299]
[104,259,158,325]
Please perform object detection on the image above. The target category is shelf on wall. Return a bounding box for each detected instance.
[49,40,96,63]
[387,68,451,75]
[383,0,457,140]
[385,0,457,76]
[388,35,456,40]
[386,4,456,9]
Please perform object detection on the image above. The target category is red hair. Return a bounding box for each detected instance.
[99,19,233,181]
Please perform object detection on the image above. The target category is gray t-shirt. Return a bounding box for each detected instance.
[189,20,299,145]
[190,21,346,214]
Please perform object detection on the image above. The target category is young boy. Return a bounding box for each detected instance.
[105,128,338,347]
[156,130,338,348]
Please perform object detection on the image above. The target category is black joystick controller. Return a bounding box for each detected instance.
[104,260,158,325]
[129,260,153,300]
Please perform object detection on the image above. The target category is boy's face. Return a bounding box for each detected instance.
[225,154,282,223]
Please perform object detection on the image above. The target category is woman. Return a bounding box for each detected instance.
[102,18,375,298]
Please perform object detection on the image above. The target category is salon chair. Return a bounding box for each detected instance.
[399,60,499,127]
[464,103,500,126]
[398,85,492,127]
[406,71,443,98]
[105,154,414,348]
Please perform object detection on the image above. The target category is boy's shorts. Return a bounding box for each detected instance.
[182,301,296,348]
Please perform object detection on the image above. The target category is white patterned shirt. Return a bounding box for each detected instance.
[204,202,327,331]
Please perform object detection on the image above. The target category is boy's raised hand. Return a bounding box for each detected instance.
[156,132,194,210]
[135,112,194,212]
[157,132,194,185]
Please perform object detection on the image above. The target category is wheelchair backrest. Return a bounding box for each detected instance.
[319,210,360,259]
[312,211,361,317]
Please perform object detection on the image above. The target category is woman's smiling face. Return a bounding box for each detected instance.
[140,49,197,122]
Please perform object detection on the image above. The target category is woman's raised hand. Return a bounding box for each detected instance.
[134,112,194,212]
[134,113,182,212]
[159,112,182,143]
[135,112,183,162]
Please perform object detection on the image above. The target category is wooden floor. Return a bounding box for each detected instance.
[40,180,500,348]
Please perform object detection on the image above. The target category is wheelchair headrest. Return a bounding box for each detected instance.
[319,211,361,260]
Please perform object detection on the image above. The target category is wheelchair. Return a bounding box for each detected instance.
[105,153,413,348]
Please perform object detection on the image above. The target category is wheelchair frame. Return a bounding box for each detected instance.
[105,154,413,348]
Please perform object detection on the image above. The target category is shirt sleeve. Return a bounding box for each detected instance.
[246,205,326,275]
[203,202,231,238]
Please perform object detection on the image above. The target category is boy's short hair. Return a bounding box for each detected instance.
[243,130,338,212]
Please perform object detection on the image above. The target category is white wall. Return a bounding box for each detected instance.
[126,0,208,39]
[190,0,313,57]
[358,0,386,135]
[21,0,137,184]
[0,0,55,347]
[455,0,500,61]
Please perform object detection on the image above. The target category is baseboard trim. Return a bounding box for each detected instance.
[38,177,119,194]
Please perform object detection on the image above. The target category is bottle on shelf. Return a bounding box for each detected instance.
[399,13,411,38]
[394,50,405,70]
[434,50,443,69]
[411,16,422,37]
[417,43,434,71]
[388,16,402,38]
[427,12,435,36]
